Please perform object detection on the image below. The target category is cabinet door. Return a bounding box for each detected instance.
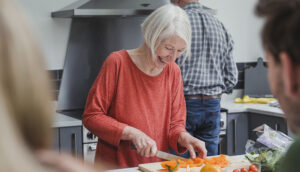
[59,126,83,157]
[226,113,248,155]
[53,128,60,150]
[218,135,227,155]
[248,113,287,141]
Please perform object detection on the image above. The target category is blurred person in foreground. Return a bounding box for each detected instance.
[171,0,238,156]
[255,0,300,171]
[83,4,207,168]
[0,0,102,171]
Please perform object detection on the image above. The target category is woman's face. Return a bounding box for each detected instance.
[154,35,186,69]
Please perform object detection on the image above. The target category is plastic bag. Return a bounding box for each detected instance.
[245,124,293,172]
[256,124,293,151]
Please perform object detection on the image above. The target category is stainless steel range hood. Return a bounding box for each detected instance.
[52,0,169,18]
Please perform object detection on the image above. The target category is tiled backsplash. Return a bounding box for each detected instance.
[49,69,63,100]
[234,61,267,89]
[235,62,255,89]
[48,62,265,100]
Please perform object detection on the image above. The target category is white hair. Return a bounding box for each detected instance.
[141,4,191,63]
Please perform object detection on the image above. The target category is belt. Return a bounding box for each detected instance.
[184,94,222,100]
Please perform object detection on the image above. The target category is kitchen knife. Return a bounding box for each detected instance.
[131,144,184,161]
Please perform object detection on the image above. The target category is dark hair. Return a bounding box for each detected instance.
[255,0,300,64]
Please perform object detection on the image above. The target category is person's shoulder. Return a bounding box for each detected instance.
[168,62,181,75]
[107,50,127,60]
[277,136,300,172]
[287,135,300,152]
[105,50,128,65]
[282,136,300,157]
[201,11,222,24]
[184,3,215,17]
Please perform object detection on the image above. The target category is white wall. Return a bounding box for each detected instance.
[15,0,265,69]
[200,0,265,101]
[15,0,77,70]
[202,0,265,62]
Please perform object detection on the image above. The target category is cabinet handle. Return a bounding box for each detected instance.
[233,119,237,154]
[218,137,223,154]
[72,133,77,156]
[218,140,221,154]
[275,123,279,131]
[89,144,97,151]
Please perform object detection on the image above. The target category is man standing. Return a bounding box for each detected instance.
[171,0,238,156]
[255,0,300,171]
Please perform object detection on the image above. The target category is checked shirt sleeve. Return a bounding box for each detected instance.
[222,30,238,93]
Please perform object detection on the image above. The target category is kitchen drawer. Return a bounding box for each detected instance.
[53,126,83,158]
[226,113,249,155]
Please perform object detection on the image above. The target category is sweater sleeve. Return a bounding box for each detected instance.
[168,65,187,154]
[82,53,127,147]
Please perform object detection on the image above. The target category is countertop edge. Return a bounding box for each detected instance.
[52,112,82,128]
[221,103,284,117]
[52,103,284,128]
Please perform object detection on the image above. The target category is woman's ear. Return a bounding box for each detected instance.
[280,52,300,101]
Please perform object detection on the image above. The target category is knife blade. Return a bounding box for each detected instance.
[131,144,184,160]
[156,150,184,160]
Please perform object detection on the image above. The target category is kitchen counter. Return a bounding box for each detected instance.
[52,101,83,128]
[51,102,284,128]
[105,155,248,172]
[106,167,139,172]
[52,112,82,128]
[222,102,284,117]
[222,102,295,137]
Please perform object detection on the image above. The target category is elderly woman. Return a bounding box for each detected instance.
[83,4,207,168]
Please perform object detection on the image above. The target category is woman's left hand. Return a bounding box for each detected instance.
[177,132,207,159]
[36,150,103,172]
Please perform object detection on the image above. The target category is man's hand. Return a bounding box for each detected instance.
[178,132,207,159]
[122,126,157,157]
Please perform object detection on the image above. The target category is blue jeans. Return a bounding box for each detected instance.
[170,98,221,157]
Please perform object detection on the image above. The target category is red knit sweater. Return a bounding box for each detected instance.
[83,50,187,168]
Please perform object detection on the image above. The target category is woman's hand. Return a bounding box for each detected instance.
[122,126,157,157]
[36,150,102,172]
[178,132,207,159]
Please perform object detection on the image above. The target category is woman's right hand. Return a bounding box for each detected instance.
[122,126,157,157]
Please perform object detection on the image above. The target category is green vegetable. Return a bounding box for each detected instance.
[166,161,179,172]
[245,149,283,172]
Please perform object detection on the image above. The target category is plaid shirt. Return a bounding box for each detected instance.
[176,2,238,95]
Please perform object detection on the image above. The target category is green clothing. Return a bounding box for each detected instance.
[276,135,300,172]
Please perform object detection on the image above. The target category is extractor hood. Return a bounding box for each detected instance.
[52,0,169,18]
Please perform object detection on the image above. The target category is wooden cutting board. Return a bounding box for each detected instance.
[138,155,251,172]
